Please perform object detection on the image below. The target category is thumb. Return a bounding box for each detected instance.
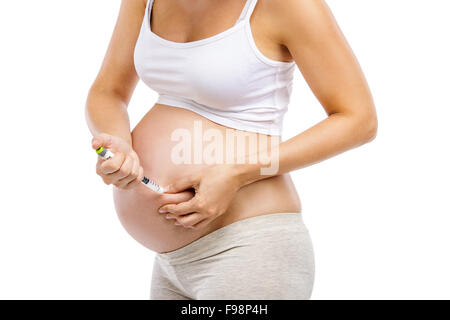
[164,175,197,194]
[91,133,113,151]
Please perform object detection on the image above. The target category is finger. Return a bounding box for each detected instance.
[191,216,213,229]
[95,156,104,175]
[123,164,143,190]
[100,152,125,174]
[92,133,113,150]
[116,156,140,188]
[121,166,143,190]
[163,175,197,194]
[114,154,134,182]
[159,198,198,216]
[175,213,205,228]
[159,190,196,205]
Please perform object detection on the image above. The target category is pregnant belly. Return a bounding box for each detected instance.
[113,104,301,253]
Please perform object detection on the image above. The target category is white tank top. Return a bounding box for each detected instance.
[134,0,296,135]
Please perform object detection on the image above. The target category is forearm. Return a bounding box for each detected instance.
[85,87,132,146]
[235,111,378,187]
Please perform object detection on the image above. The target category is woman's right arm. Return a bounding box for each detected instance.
[85,0,147,189]
[85,0,146,143]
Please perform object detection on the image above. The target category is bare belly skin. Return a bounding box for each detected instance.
[113,104,301,253]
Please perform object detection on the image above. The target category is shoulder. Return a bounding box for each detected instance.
[258,0,339,46]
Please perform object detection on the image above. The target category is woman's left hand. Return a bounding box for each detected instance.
[158,164,243,229]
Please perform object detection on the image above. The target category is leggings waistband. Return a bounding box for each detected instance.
[156,212,307,265]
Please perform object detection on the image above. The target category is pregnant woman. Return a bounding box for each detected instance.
[85,0,377,300]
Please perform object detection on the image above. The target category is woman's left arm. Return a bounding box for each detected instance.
[160,0,378,228]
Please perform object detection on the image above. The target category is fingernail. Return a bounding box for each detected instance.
[159,209,167,213]
[165,214,174,220]
[174,222,181,226]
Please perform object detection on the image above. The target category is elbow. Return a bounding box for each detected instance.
[359,112,378,144]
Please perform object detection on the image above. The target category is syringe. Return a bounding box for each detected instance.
[95,146,164,194]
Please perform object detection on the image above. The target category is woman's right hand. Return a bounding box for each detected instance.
[91,133,144,190]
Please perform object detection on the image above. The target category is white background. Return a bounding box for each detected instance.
[0,0,449,299]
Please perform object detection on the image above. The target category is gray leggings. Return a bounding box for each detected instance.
[150,212,315,300]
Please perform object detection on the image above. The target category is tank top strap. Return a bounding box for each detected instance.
[235,0,258,25]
